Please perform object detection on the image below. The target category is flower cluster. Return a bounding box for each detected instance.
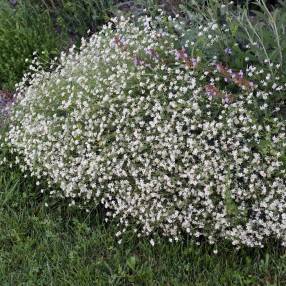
[3,15,286,247]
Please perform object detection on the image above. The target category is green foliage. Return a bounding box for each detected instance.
[35,0,114,35]
[0,167,286,285]
[235,1,286,75]
[0,0,117,91]
[0,0,67,90]
[217,0,285,75]
[179,0,286,109]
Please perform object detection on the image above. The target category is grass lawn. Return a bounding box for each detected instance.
[0,169,285,285]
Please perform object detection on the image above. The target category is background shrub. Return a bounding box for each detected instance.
[31,0,115,36]
[0,0,119,91]
[0,0,68,90]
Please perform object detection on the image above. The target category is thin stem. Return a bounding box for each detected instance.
[260,0,283,68]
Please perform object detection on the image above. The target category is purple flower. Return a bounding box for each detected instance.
[133,56,144,66]
[9,0,17,6]
[144,48,159,60]
[191,58,198,67]
[224,47,232,55]
[238,70,244,78]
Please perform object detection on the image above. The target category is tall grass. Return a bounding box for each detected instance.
[0,0,117,91]
[33,0,114,35]
[0,0,67,90]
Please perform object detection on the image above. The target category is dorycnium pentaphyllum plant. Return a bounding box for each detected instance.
[2,13,286,248]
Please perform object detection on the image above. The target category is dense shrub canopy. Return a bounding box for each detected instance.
[3,15,286,247]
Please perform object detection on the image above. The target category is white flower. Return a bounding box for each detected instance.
[4,14,286,248]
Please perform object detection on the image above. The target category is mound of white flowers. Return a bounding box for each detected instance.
[4,15,286,247]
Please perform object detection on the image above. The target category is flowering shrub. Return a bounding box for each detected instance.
[3,15,286,247]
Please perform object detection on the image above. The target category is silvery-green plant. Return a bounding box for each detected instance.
[181,0,286,108]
